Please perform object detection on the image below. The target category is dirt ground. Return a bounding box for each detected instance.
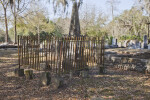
[0,49,150,100]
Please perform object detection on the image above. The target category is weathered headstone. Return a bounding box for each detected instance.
[128,40,141,49]
[112,38,117,46]
[143,35,148,49]
[136,41,141,49]
[118,42,122,47]
[124,40,130,47]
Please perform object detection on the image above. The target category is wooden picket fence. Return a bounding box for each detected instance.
[18,35,105,74]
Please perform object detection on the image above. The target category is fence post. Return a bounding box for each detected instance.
[18,35,20,69]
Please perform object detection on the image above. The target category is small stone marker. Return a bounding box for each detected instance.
[24,69,33,79]
[40,72,51,86]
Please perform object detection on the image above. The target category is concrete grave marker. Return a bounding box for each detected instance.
[143,35,148,49]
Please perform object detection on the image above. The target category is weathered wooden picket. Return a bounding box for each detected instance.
[18,35,105,74]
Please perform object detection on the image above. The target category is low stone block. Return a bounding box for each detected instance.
[24,69,33,79]
[51,76,64,89]
[14,68,24,77]
[40,72,51,86]
[80,70,89,78]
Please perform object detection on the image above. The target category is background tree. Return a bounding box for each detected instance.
[107,7,148,40]
[0,0,9,43]
[10,0,30,44]
[138,0,150,16]
[106,0,120,36]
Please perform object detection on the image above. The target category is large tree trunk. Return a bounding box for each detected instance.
[4,8,8,43]
[69,1,81,36]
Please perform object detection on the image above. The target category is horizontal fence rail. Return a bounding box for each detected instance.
[18,35,105,74]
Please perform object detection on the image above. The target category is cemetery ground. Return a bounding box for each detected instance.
[1,49,150,100]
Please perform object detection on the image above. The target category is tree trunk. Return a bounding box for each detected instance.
[4,8,8,43]
[14,2,17,44]
[38,24,40,44]
[14,15,17,44]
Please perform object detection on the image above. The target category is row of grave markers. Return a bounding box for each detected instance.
[105,35,150,49]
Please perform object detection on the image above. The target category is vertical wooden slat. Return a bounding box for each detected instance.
[59,37,63,75]
[88,37,90,66]
[32,36,34,68]
[34,36,36,68]
[18,35,20,69]
[56,37,59,73]
[23,36,25,66]
[51,37,53,72]
[28,36,30,67]
[94,38,96,65]
[46,37,48,66]
[42,37,43,63]
[81,36,83,69]
[65,37,67,73]
[97,37,101,65]
[27,36,29,65]
[75,37,77,70]
[85,36,86,68]
[44,37,46,64]
[54,37,56,73]
[37,40,40,70]
[73,37,75,70]
[100,38,103,65]
[91,38,94,67]
[83,36,85,68]
[62,37,65,73]
[70,37,72,71]
[49,35,51,66]
[67,37,69,72]
[102,37,105,66]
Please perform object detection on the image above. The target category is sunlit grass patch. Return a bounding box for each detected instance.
[5,72,15,77]
[98,88,115,96]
